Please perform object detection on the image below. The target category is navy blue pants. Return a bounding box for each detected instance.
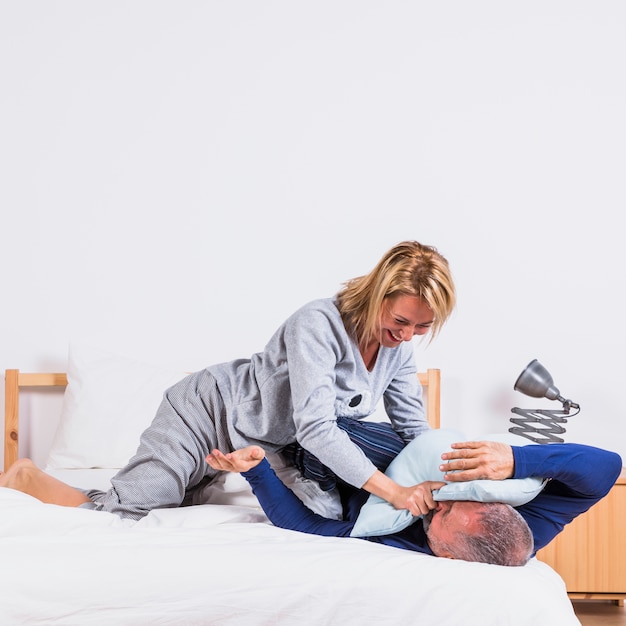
[281,417,406,491]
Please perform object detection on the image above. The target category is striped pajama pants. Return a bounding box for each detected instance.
[281,417,406,491]
[83,370,232,520]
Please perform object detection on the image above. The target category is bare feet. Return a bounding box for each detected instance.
[0,458,90,507]
[0,458,39,489]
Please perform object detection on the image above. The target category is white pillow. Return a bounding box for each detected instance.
[350,429,547,538]
[46,344,186,469]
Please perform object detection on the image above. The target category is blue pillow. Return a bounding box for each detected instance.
[350,429,546,538]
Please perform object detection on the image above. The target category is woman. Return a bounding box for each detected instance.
[2,240,456,520]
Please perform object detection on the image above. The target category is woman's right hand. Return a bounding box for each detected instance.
[362,469,446,516]
[206,446,266,473]
[393,481,447,516]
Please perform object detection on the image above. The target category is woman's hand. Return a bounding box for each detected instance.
[362,469,445,516]
[206,446,266,473]
[439,440,514,481]
[393,481,448,517]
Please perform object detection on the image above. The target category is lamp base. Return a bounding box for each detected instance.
[509,407,571,444]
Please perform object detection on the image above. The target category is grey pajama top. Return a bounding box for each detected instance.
[86,297,431,519]
[208,297,430,488]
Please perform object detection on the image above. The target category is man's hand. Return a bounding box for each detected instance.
[206,446,266,473]
[439,440,514,481]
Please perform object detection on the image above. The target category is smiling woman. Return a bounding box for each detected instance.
[4,241,457,525]
[337,240,456,352]
[382,295,434,341]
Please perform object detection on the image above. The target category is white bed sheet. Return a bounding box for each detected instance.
[0,486,580,626]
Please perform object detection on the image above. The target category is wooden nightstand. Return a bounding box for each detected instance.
[537,468,626,606]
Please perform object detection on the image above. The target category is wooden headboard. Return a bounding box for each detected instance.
[4,368,440,472]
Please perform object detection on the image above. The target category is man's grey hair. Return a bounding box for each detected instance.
[427,502,534,567]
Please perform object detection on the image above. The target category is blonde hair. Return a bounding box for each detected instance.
[336,241,456,348]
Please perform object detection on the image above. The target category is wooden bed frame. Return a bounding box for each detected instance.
[4,368,441,472]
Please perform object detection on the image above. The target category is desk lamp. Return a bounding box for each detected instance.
[509,359,580,443]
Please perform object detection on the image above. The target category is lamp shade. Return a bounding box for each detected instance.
[514,359,562,401]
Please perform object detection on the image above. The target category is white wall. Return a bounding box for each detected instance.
[2,2,625,467]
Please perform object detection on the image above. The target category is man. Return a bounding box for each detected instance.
[207,437,622,566]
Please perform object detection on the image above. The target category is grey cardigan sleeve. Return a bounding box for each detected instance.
[283,306,378,488]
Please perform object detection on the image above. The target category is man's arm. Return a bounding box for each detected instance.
[242,459,355,536]
[438,439,622,553]
[511,443,622,551]
[206,447,354,537]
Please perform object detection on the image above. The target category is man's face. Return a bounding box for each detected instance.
[422,500,486,558]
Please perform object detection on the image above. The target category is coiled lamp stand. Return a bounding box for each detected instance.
[509,359,580,444]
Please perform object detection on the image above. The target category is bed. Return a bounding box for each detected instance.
[1,345,581,625]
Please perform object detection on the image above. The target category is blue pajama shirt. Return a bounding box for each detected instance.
[242,443,622,556]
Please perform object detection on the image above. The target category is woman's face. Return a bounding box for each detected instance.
[378,295,434,348]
